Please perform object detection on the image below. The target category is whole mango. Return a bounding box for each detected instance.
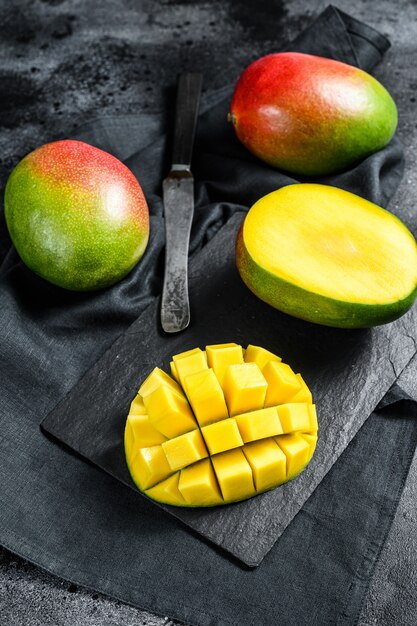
[229,52,397,176]
[4,140,149,291]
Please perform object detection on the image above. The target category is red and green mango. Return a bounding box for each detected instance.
[229,52,398,176]
[5,140,149,290]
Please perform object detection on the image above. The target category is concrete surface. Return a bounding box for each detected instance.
[1,0,417,624]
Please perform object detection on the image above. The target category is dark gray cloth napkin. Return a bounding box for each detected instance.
[1,6,416,625]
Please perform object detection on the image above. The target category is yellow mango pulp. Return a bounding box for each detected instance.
[162,430,208,471]
[235,407,283,442]
[206,343,244,386]
[146,473,185,506]
[290,374,313,403]
[143,384,197,438]
[124,343,317,507]
[263,361,302,406]
[275,434,311,479]
[172,347,208,388]
[222,363,268,416]
[211,448,255,501]
[179,459,223,506]
[139,367,182,398]
[183,368,228,426]
[126,413,167,450]
[129,394,147,415]
[201,418,243,455]
[243,439,287,491]
[244,344,282,370]
[276,403,311,433]
[127,444,172,491]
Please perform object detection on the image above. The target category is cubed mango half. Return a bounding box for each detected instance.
[125,343,317,507]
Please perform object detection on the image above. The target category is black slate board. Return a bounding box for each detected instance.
[41,213,417,567]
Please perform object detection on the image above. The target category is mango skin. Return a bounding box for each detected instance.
[229,52,398,176]
[4,140,149,291]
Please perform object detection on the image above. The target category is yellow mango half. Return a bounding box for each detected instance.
[124,343,317,507]
[236,184,417,328]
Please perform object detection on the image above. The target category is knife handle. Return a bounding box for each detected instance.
[171,73,203,168]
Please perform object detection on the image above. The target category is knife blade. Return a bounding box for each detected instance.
[161,72,203,333]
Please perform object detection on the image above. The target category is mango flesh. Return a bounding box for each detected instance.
[229,52,397,176]
[4,140,149,291]
[236,184,417,328]
[125,343,317,507]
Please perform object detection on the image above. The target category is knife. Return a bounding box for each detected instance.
[161,72,203,333]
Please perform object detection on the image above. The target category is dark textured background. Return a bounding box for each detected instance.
[1,0,417,624]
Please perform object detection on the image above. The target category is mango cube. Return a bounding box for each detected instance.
[173,347,202,360]
[201,418,243,455]
[301,433,318,456]
[139,367,181,398]
[125,414,167,450]
[129,394,147,415]
[128,445,172,490]
[145,473,185,506]
[243,439,287,491]
[275,433,311,479]
[172,348,208,387]
[308,405,318,433]
[170,360,179,382]
[162,430,208,471]
[206,343,244,386]
[179,459,223,506]
[124,417,136,459]
[263,361,302,406]
[288,374,313,403]
[223,363,268,416]
[143,384,197,438]
[183,368,228,426]
[276,403,311,433]
[244,344,282,370]
[211,448,255,501]
[235,407,283,442]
